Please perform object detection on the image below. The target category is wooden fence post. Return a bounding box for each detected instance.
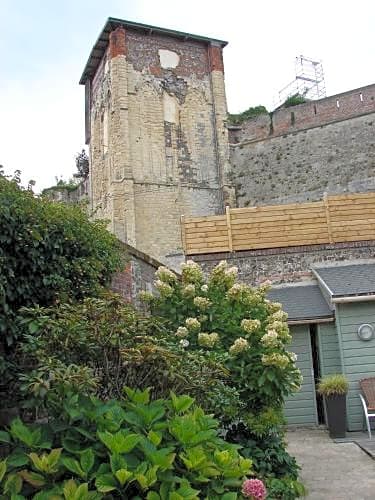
[323,193,334,243]
[225,206,233,252]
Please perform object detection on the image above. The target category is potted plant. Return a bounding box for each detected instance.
[317,373,349,438]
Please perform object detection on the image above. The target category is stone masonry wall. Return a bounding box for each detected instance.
[88,26,233,270]
[191,240,375,286]
[230,84,375,207]
[44,177,90,204]
[110,242,163,307]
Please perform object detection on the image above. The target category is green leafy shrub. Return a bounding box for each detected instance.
[317,374,348,397]
[18,294,230,418]
[0,388,252,499]
[283,95,306,108]
[141,261,302,418]
[0,171,123,348]
[227,106,269,125]
[42,178,81,196]
[226,423,305,499]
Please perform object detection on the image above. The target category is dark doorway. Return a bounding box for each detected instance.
[310,324,325,424]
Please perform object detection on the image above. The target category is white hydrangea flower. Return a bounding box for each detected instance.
[229,337,249,355]
[179,339,190,348]
[181,260,203,284]
[154,279,173,297]
[200,284,208,293]
[193,296,211,311]
[198,332,219,348]
[182,284,196,297]
[272,310,288,322]
[225,266,238,279]
[185,317,201,332]
[175,326,189,338]
[262,353,290,369]
[241,319,261,334]
[288,351,298,362]
[227,283,244,296]
[155,266,177,283]
[260,329,280,347]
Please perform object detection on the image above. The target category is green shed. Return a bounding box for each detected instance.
[269,261,375,432]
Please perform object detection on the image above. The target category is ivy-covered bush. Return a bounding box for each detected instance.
[0,388,254,499]
[140,261,301,418]
[0,171,123,348]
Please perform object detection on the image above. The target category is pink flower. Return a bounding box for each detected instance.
[242,478,267,499]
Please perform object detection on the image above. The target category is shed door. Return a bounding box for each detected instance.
[284,325,318,426]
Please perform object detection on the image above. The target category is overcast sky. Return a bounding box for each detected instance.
[1,0,374,190]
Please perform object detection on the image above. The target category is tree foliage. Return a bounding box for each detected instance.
[75,150,89,178]
[0,171,123,347]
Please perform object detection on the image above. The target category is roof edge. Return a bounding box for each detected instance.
[80,17,228,84]
[332,293,375,304]
[288,316,334,325]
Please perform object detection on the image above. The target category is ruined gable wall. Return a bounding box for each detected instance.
[230,85,375,207]
[89,27,232,270]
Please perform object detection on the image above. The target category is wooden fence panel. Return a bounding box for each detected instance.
[182,192,375,255]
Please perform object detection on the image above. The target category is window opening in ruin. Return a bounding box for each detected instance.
[291,111,295,125]
[360,93,364,102]
[314,104,317,115]
[336,99,340,108]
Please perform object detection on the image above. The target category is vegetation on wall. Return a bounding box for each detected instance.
[41,178,80,196]
[283,95,307,108]
[227,106,269,125]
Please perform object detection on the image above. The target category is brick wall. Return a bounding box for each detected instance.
[110,242,163,306]
[230,85,375,207]
[230,84,375,144]
[191,240,375,286]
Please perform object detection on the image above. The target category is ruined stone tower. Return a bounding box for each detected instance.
[80,18,234,269]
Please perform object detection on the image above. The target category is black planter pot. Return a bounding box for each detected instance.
[324,394,347,438]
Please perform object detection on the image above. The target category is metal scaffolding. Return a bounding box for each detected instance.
[274,55,326,108]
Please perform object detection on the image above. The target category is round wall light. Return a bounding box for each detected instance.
[358,324,374,341]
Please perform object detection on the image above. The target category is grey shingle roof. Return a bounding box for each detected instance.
[268,284,333,322]
[314,263,375,298]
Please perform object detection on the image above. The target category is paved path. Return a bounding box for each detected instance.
[287,428,375,499]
